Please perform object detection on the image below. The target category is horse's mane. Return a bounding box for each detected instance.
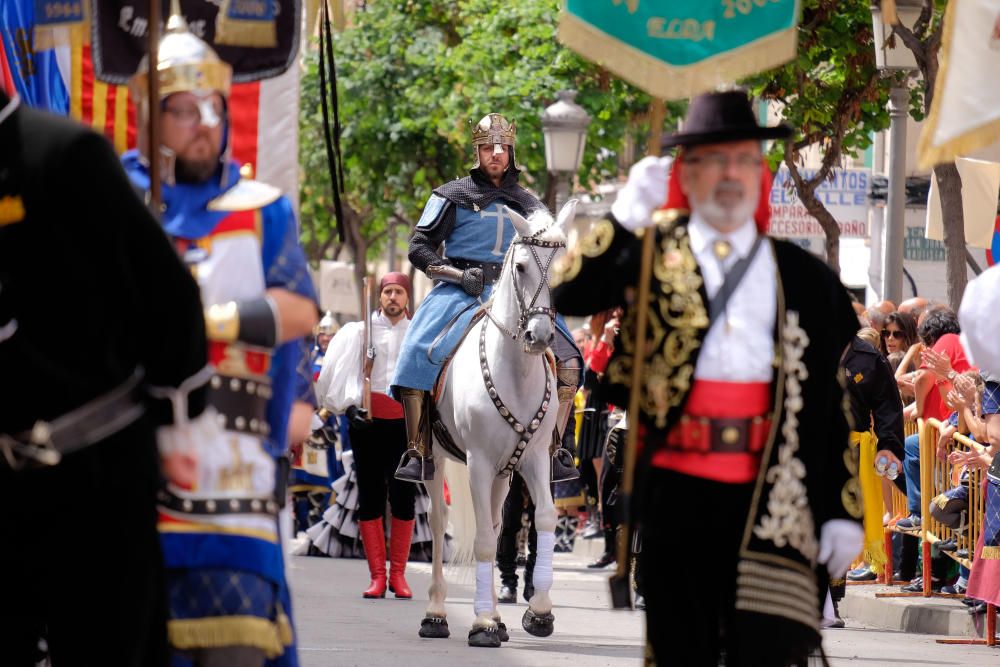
[497,209,567,278]
[522,208,567,245]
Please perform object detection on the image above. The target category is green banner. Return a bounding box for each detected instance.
[560,0,800,100]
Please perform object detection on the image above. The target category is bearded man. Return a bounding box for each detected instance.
[390,113,581,484]
[316,273,417,600]
[552,90,865,666]
[122,13,318,666]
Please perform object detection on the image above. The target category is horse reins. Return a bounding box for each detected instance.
[479,231,564,476]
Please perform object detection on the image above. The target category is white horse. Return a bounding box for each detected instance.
[417,200,577,648]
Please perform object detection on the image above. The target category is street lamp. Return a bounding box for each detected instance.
[871,1,920,304]
[541,90,591,212]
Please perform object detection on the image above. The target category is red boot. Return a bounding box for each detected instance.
[388,517,415,599]
[359,518,387,598]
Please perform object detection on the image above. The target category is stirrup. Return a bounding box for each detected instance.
[395,451,435,482]
[551,448,580,483]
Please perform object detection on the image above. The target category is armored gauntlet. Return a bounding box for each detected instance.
[426,264,485,298]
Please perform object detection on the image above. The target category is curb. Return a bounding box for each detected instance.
[840,584,985,638]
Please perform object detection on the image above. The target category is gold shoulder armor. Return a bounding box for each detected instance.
[208,166,282,212]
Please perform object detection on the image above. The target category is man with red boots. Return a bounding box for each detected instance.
[316,273,415,598]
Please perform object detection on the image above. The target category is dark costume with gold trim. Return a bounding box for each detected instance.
[553,213,861,664]
[0,92,207,666]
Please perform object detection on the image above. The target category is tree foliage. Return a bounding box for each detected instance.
[743,0,893,272]
[299,0,667,271]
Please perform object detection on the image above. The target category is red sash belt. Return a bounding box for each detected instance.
[371,392,404,420]
[652,380,772,484]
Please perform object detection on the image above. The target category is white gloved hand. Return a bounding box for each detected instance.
[610,155,673,231]
[817,519,864,579]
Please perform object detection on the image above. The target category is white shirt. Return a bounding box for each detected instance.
[686,213,777,382]
[316,310,409,413]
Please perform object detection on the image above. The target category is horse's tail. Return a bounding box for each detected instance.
[443,458,476,568]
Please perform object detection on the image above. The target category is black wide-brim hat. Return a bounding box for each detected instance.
[662,90,792,150]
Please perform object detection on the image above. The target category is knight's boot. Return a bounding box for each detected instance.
[395,388,435,482]
[550,382,580,483]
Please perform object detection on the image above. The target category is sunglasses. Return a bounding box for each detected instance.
[882,330,905,340]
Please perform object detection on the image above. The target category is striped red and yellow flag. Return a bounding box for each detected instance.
[67,24,136,154]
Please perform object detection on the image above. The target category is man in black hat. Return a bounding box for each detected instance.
[552,90,863,665]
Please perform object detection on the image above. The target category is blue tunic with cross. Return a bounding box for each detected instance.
[391,195,573,396]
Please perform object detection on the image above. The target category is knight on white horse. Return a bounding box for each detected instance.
[416,200,579,647]
[389,113,582,484]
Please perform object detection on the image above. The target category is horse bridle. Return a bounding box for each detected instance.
[483,232,565,344]
[480,230,564,476]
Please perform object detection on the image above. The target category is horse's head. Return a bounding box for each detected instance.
[500,200,578,354]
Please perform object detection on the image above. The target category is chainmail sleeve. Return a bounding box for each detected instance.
[407,205,456,272]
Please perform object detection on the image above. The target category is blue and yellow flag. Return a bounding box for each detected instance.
[0,0,71,112]
[559,0,800,100]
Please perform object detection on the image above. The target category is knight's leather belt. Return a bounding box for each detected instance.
[0,369,145,470]
[207,373,272,437]
[158,490,279,517]
[450,258,503,284]
[666,415,771,454]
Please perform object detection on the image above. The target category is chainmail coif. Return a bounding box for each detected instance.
[434,165,545,216]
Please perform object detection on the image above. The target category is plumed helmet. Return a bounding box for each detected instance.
[471,113,520,170]
[130,10,232,104]
[316,311,339,336]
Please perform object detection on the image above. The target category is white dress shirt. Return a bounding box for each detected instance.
[316,310,409,413]
[686,213,777,383]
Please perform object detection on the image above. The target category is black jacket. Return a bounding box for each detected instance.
[552,212,860,659]
[843,337,905,459]
[0,92,207,436]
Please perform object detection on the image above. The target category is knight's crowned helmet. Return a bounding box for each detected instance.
[131,12,231,102]
[471,113,520,169]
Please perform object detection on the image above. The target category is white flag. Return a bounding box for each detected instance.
[918,0,1000,168]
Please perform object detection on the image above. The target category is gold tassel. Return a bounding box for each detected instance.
[857,432,888,574]
[168,616,286,658]
[276,606,295,646]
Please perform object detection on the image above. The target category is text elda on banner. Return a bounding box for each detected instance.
[558,0,800,101]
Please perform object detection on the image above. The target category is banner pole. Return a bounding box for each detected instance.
[609,98,665,610]
[148,0,162,210]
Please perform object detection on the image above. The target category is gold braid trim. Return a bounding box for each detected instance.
[735,560,819,633]
[550,219,614,287]
[607,223,707,428]
[168,615,290,658]
[752,311,819,562]
[916,0,1000,169]
[982,545,1000,560]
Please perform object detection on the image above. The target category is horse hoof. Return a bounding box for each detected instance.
[418,616,450,639]
[521,608,554,637]
[468,626,502,648]
[497,622,509,642]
